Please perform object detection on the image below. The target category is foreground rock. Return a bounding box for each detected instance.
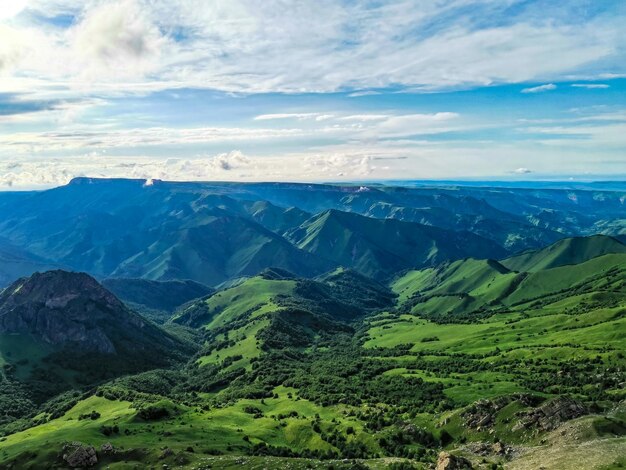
[436,451,473,470]
[62,442,98,468]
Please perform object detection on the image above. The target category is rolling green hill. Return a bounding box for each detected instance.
[392,236,626,321]
[501,234,626,272]
[172,268,396,372]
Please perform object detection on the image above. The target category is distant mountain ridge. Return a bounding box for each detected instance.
[286,209,505,279]
[0,178,623,287]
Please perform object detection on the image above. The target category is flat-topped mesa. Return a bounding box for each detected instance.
[0,270,146,354]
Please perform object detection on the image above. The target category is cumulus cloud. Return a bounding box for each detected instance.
[0,25,29,74]
[0,151,390,188]
[513,167,532,174]
[71,0,167,80]
[521,84,557,93]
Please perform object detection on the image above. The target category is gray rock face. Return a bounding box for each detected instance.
[514,397,586,432]
[62,442,98,468]
[0,270,146,354]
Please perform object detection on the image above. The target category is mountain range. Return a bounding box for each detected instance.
[0,178,623,289]
[0,179,624,469]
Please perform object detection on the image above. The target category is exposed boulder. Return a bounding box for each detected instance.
[436,451,473,470]
[100,442,115,454]
[62,442,97,468]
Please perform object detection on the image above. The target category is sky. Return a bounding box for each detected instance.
[0,0,625,187]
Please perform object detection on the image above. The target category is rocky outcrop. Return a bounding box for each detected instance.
[462,394,537,431]
[0,270,166,355]
[436,451,473,470]
[465,441,515,459]
[514,397,586,432]
[62,442,97,468]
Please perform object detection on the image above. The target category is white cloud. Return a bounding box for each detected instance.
[0,151,389,188]
[571,83,609,89]
[254,113,324,121]
[2,1,625,95]
[521,83,557,93]
[71,0,167,81]
[0,112,470,155]
[348,91,381,97]
[513,167,531,174]
[0,24,30,74]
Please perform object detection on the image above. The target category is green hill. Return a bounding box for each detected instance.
[286,209,506,279]
[393,236,626,321]
[502,234,626,272]
[172,268,396,371]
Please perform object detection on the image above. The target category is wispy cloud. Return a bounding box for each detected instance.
[348,91,381,98]
[2,1,625,96]
[571,83,610,89]
[521,84,557,93]
[254,113,330,121]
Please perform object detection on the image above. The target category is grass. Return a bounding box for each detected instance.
[0,386,374,468]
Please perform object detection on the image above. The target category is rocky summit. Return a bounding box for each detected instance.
[0,270,145,354]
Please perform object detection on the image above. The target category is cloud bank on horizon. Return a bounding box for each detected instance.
[0,0,625,187]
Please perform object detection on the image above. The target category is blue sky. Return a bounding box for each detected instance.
[0,0,625,187]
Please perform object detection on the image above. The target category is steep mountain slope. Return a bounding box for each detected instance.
[110,213,334,286]
[0,271,184,358]
[102,278,213,320]
[363,203,564,253]
[242,200,310,233]
[0,239,59,288]
[0,271,190,410]
[286,209,506,279]
[501,234,626,272]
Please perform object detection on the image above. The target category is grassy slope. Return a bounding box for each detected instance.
[173,276,297,370]
[392,252,625,319]
[0,387,377,469]
[501,234,626,272]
